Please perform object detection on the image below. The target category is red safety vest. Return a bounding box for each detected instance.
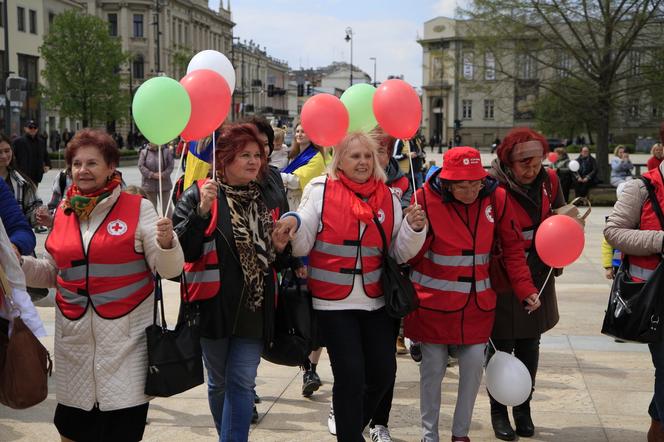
[506,168,559,254]
[307,178,394,300]
[181,180,221,302]
[46,193,154,320]
[411,184,500,312]
[627,168,664,282]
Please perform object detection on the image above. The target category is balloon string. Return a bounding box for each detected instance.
[404,139,418,206]
[488,337,497,353]
[212,133,216,182]
[165,142,185,217]
[534,267,554,301]
[157,144,163,218]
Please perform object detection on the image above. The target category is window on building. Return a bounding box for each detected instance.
[0,3,5,28]
[652,104,660,119]
[628,99,639,120]
[557,52,572,78]
[17,7,25,32]
[133,55,144,79]
[29,9,36,34]
[133,14,143,38]
[48,12,55,27]
[18,53,38,92]
[108,13,117,37]
[432,56,443,82]
[463,51,474,80]
[462,100,473,119]
[178,23,182,44]
[517,53,537,79]
[0,51,5,93]
[484,52,496,81]
[630,51,642,76]
[484,99,495,119]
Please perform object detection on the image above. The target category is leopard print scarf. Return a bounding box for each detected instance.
[219,181,275,311]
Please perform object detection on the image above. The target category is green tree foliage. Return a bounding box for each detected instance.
[40,10,128,127]
[463,0,664,182]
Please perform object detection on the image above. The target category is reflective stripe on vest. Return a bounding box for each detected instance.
[522,229,534,241]
[629,263,654,281]
[412,271,491,294]
[58,275,152,306]
[60,259,148,281]
[309,266,382,285]
[312,240,381,258]
[425,250,490,266]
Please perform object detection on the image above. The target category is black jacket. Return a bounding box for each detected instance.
[385,157,413,208]
[12,134,50,184]
[173,181,291,344]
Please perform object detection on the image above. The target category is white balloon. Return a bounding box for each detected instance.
[187,50,236,95]
[568,159,580,172]
[485,351,532,406]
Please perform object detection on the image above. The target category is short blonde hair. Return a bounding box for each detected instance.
[651,143,663,155]
[274,128,285,145]
[328,132,387,182]
[614,144,626,156]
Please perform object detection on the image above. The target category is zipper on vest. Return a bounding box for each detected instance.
[91,313,99,408]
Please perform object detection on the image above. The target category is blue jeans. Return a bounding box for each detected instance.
[200,336,263,442]
[649,340,664,421]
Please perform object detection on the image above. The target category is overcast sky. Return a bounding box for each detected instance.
[208,0,460,88]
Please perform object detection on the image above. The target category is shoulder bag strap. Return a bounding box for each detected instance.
[152,274,167,329]
[373,213,389,259]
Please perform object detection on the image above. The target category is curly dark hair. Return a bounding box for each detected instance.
[215,123,267,180]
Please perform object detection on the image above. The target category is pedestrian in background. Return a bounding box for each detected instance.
[574,146,598,197]
[138,143,174,214]
[648,143,663,172]
[269,127,290,170]
[552,146,572,202]
[610,145,634,187]
[0,133,42,228]
[11,120,51,185]
[20,128,183,442]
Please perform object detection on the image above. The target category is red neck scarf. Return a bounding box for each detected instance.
[337,171,387,224]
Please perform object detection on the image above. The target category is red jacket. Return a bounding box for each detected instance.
[181,180,221,302]
[648,156,663,172]
[404,179,537,345]
[627,168,664,281]
[307,178,394,301]
[46,193,154,320]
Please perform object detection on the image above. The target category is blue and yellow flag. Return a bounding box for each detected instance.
[183,135,214,190]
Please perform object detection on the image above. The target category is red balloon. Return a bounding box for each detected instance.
[373,79,422,139]
[535,215,585,268]
[180,69,231,141]
[300,94,349,146]
[547,152,558,163]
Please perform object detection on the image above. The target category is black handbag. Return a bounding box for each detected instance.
[373,214,419,319]
[601,177,664,343]
[144,276,204,397]
[262,269,314,367]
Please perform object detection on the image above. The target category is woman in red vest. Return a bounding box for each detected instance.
[173,123,291,441]
[488,128,565,440]
[275,132,427,442]
[605,159,664,441]
[404,146,540,442]
[20,129,184,442]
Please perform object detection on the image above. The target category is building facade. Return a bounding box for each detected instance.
[420,16,663,148]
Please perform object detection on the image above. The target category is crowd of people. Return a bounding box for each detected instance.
[1,119,664,442]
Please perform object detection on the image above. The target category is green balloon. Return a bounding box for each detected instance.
[340,83,378,133]
[132,76,192,145]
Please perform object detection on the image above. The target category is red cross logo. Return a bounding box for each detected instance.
[107,219,128,236]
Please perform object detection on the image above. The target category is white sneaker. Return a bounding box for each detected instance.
[327,403,336,435]
[370,425,392,442]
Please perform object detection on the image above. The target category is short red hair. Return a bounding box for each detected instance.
[496,127,548,167]
[65,129,120,167]
[215,123,267,179]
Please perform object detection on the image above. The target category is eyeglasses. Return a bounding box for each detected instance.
[27,125,37,129]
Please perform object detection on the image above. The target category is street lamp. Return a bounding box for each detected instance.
[345,27,353,87]
[369,57,377,87]
[231,36,240,120]
[152,0,167,74]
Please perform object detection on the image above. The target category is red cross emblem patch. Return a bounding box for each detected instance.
[107,219,128,236]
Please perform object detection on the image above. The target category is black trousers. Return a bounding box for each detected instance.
[489,336,541,402]
[318,308,396,442]
[370,318,401,428]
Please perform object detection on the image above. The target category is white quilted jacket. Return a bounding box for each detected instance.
[22,187,184,411]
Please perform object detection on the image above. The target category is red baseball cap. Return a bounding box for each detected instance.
[439,146,488,181]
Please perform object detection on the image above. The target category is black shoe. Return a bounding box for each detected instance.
[254,392,261,404]
[513,403,535,437]
[302,370,321,397]
[491,399,515,441]
[410,342,422,362]
[251,405,258,423]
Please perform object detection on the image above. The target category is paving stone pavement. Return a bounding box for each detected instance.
[0,164,655,441]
